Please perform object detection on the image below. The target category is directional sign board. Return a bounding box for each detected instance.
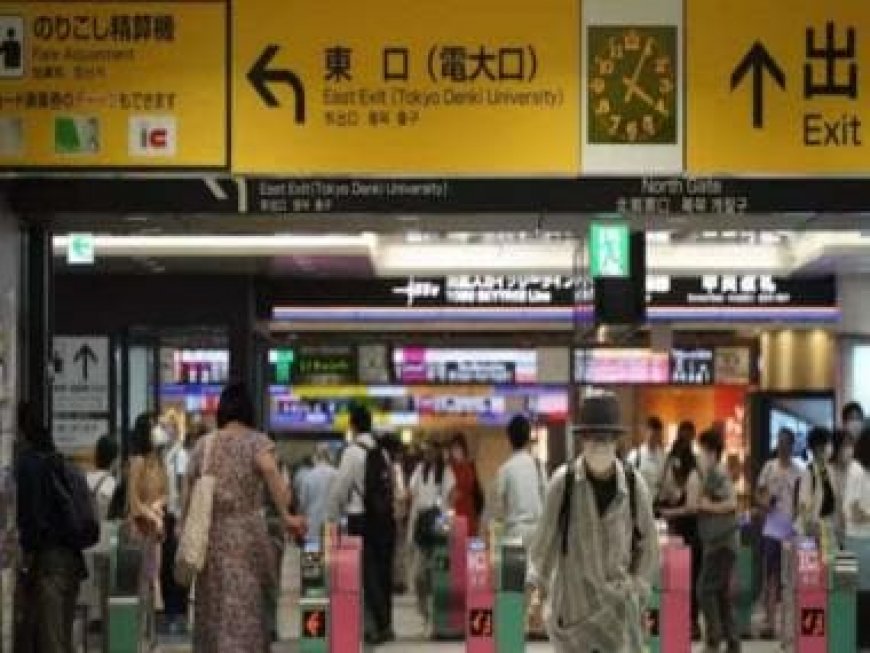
[688,0,870,174]
[52,336,109,457]
[233,0,579,175]
[0,1,228,169]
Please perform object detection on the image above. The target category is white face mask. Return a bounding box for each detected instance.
[842,445,855,465]
[584,441,616,475]
[152,425,169,447]
[847,419,863,437]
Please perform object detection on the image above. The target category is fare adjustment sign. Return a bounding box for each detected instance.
[689,0,870,174]
[0,1,227,169]
[233,0,579,175]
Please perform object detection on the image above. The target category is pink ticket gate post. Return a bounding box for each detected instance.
[450,516,469,633]
[794,538,827,653]
[329,535,363,653]
[466,537,495,653]
[659,538,692,653]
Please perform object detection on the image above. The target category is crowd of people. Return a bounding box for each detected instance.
[11,385,870,652]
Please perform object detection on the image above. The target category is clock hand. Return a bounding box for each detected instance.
[621,77,670,117]
[624,39,654,103]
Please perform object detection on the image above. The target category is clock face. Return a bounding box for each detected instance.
[587,26,678,145]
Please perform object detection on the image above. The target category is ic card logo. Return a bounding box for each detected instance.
[129,116,176,157]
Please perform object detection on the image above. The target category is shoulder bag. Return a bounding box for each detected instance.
[174,433,217,587]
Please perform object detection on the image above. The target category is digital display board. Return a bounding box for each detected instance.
[392,348,538,385]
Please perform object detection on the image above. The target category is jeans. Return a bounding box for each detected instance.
[15,547,83,653]
[698,544,740,651]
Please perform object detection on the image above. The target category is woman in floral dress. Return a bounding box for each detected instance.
[186,384,305,652]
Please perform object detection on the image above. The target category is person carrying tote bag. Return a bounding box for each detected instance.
[174,433,216,587]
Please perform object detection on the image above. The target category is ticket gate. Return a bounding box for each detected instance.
[733,544,755,638]
[493,539,526,653]
[645,536,691,653]
[432,515,468,639]
[465,537,527,653]
[293,529,364,653]
[466,538,495,653]
[827,551,858,652]
[103,524,156,653]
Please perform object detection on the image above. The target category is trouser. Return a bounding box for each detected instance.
[160,512,189,619]
[698,544,740,650]
[15,547,83,653]
[348,515,395,636]
[412,546,433,621]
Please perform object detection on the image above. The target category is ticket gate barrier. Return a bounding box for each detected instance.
[432,515,468,639]
[329,534,363,653]
[645,536,691,653]
[783,537,827,653]
[493,539,526,653]
[827,551,858,652]
[466,537,495,653]
[103,524,156,653]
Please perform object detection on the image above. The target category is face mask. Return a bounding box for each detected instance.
[823,444,833,460]
[698,451,715,472]
[152,425,169,447]
[584,441,616,475]
[847,419,863,437]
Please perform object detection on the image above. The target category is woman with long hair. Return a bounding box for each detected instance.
[449,433,482,536]
[185,383,304,652]
[407,440,456,636]
[658,421,702,640]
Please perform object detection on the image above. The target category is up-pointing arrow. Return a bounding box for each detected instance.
[73,343,98,381]
[730,41,786,129]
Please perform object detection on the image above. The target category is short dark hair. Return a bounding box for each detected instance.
[217,383,255,429]
[807,426,831,454]
[777,427,796,446]
[698,428,725,460]
[854,426,870,471]
[507,415,531,450]
[349,403,372,434]
[677,420,696,442]
[647,416,663,433]
[95,436,119,470]
[843,401,864,423]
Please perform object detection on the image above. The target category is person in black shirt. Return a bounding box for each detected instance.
[15,403,86,653]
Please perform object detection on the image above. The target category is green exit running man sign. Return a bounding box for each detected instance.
[589,222,630,278]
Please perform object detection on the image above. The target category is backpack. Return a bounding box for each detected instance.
[44,454,100,550]
[558,459,641,562]
[359,441,394,528]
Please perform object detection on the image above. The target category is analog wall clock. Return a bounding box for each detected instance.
[587,26,678,144]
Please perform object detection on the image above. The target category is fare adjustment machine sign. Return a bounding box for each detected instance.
[0,1,227,168]
[233,0,579,175]
[689,0,870,173]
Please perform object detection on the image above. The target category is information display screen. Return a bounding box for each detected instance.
[574,348,670,385]
[670,348,714,385]
[392,348,538,385]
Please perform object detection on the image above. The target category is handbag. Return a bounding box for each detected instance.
[174,433,217,587]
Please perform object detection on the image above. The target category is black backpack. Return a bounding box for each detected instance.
[44,454,100,550]
[558,459,641,561]
[359,441,394,528]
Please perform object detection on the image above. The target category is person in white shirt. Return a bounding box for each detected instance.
[491,415,545,546]
[829,429,855,547]
[407,441,455,634]
[327,405,396,645]
[755,428,803,638]
[298,444,338,540]
[627,416,667,506]
[84,436,118,629]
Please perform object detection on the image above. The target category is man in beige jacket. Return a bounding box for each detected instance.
[527,393,660,653]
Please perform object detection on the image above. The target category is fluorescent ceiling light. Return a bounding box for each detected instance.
[53,233,378,257]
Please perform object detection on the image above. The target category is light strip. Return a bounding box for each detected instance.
[53,233,378,257]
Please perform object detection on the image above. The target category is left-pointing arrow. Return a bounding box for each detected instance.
[247,44,306,124]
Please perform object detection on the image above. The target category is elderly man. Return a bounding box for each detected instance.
[527,393,660,653]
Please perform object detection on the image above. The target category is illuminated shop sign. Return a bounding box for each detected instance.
[393,347,538,385]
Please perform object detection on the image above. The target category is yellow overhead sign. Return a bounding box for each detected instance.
[232,0,579,176]
[688,0,870,174]
[0,1,227,169]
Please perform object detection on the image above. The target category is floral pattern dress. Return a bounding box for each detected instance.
[189,430,277,653]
